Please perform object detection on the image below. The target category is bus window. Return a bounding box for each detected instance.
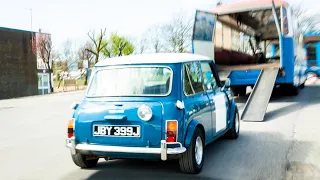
[306,43,317,60]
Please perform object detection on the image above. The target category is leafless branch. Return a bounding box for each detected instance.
[36,31,54,92]
[87,28,108,63]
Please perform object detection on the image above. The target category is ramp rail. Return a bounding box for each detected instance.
[240,68,279,121]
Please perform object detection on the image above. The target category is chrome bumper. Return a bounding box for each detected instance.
[66,137,186,161]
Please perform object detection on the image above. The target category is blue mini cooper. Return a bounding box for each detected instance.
[66,53,240,174]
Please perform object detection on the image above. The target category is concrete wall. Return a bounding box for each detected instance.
[0,27,38,100]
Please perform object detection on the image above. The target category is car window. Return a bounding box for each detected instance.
[86,66,172,97]
[184,61,205,96]
[200,62,218,91]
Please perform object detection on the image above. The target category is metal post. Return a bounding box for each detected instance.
[30,9,32,31]
[26,8,32,31]
[86,68,89,83]
[271,0,282,67]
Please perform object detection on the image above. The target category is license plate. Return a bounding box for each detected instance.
[93,125,140,137]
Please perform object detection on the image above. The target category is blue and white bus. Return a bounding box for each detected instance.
[192,0,307,96]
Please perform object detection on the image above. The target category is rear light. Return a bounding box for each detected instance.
[67,119,75,138]
[166,120,178,142]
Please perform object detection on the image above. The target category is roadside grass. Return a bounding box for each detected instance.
[53,78,86,87]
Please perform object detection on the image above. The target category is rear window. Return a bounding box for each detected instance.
[306,42,317,60]
[86,66,172,97]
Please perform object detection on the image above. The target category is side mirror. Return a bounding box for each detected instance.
[71,102,79,110]
[221,78,231,91]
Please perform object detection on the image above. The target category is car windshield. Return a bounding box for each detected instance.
[86,66,172,97]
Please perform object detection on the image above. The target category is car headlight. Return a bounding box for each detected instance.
[138,104,152,121]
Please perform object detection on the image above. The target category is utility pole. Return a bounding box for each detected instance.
[26,8,32,31]
[25,8,33,47]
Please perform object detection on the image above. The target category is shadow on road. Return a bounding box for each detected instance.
[61,131,317,180]
[59,84,320,180]
[265,85,320,121]
[264,103,300,121]
[234,84,320,122]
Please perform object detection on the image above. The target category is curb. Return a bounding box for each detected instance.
[0,89,86,102]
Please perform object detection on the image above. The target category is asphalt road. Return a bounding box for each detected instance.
[1,80,320,180]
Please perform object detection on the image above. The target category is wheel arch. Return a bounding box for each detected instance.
[184,119,205,148]
[228,102,239,128]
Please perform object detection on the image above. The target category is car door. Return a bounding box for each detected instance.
[182,61,213,143]
[200,61,229,138]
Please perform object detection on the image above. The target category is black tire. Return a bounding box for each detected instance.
[179,127,205,174]
[72,153,99,168]
[281,84,299,96]
[225,109,240,139]
[290,85,299,96]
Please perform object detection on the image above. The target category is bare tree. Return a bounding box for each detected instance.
[78,42,94,65]
[86,28,108,63]
[78,42,94,85]
[152,25,164,53]
[37,31,55,93]
[135,37,148,54]
[145,25,164,53]
[162,11,193,53]
[292,3,320,35]
[62,40,78,71]
[55,40,79,88]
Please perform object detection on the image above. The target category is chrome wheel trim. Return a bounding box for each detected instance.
[235,114,240,134]
[195,136,203,165]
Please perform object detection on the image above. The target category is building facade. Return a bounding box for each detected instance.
[0,27,53,99]
[0,27,38,100]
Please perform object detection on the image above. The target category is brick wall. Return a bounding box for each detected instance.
[0,27,38,100]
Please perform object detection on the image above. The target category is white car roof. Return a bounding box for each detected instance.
[95,53,213,67]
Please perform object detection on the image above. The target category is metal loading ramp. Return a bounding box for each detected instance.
[240,67,279,122]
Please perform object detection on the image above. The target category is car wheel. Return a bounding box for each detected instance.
[179,127,204,174]
[71,153,99,168]
[225,109,240,139]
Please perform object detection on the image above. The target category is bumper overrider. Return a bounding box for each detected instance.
[66,137,187,161]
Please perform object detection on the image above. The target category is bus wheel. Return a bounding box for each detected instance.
[289,85,299,96]
[299,82,305,89]
[281,84,298,96]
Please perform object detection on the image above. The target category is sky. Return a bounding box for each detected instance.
[0,0,317,52]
